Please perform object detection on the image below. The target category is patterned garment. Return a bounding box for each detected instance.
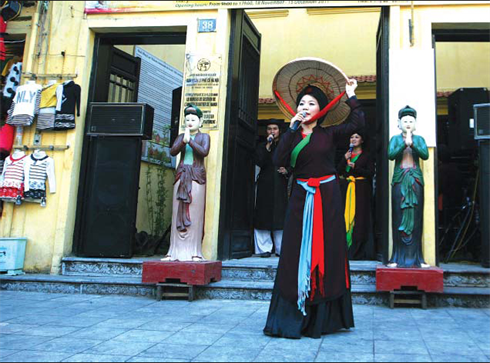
[0,185,24,201]
[0,153,27,203]
[0,154,27,191]
[55,81,81,130]
[24,189,46,200]
[7,82,42,127]
[37,110,55,131]
[24,153,56,195]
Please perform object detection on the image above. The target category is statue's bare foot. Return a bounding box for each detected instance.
[161,255,173,262]
[387,262,397,268]
[191,256,205,262]
[421,263,431,268]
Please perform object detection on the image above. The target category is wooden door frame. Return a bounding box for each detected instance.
[218,10,261,260]
[73,32,186,255]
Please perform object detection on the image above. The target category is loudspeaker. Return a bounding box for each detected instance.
[474,103,490,140]
[87,103,154,140]
[448,88,489,152]
[78,136,142,257]
[479,141,490,267]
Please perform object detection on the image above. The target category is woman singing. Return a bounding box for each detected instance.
[338,131,376,260]
[264,58,365,339]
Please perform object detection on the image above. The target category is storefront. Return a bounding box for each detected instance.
[0,1,489,274]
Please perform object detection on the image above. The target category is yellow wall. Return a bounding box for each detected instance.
[247,8,380,100]
[436,42,490,92]
[388,3,490,266]
[0,2,231,272]
[251,6,490,121]
[2,2,489,273]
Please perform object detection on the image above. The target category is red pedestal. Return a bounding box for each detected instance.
[142,260,222,286]
[376,266,444,293]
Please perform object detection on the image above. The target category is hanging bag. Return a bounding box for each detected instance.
[0,123,15,153]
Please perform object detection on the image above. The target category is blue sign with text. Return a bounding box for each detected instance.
[198,19,217,33]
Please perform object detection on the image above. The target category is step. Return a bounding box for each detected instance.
[61,257,379,284]
[61,257,490,288]
[1,274,489,308]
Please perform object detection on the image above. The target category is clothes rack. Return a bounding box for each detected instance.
[13,144,70,152]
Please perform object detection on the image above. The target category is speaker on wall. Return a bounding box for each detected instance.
[448,88,489,153]
[78,136,142,257]
[87,103,154,139]
[474,103,490,140]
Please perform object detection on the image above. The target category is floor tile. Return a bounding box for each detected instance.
[138,343,209,360]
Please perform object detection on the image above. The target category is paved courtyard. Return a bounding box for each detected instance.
[0,291,489,362]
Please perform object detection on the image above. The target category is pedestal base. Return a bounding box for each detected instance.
[142,260,222,286]
[376,266,444,293]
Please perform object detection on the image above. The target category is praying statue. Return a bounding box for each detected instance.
[162,104,210,262]
[388,105,430,268]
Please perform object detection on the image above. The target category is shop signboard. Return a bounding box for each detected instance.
[85,1,459,14]
[183,53,222,130]
[135,46,183,166]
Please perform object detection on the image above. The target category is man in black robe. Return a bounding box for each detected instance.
[254,119,289,258]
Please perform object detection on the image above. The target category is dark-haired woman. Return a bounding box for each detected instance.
[263,79,365,339]
[338,132,376,261]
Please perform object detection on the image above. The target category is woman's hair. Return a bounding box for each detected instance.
[351,128,370,151]
[296,85,329,125]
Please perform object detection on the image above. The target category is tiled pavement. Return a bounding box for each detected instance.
[0,291,489,362]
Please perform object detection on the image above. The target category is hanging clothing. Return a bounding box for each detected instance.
[0,16,5,61]
[0,153,27,202]
[2,61,22,99]
[0,124,15,154]
[338,151,376,260]
[6,82,42,126]
[23,153,56,203]
[263,96,364,339]
[388,134,429,268]
[54,81,81,130]
[37,83,59,131]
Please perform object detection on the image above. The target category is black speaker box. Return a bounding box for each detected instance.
[87,103,154,140]
[479,141,490,267]
[78,136,142,257]
[474,103,490,140]
[448,88,489,153]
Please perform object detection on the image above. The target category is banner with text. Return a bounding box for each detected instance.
[183,53,222,130]
[136,46,183,166]
[85,1,422,14]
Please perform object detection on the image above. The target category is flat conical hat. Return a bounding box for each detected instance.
[272,57,351,127]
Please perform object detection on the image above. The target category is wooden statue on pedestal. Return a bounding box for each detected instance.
[162,104,210,262]
[388,105,430,268]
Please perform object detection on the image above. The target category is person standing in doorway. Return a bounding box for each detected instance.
[254,119,289,258]
[338,130,376,260]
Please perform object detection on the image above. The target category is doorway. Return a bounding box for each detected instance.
[73,32,187,258]
[220,7,390,262]
[433,25,490,267]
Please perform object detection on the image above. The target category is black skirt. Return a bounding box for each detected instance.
[263,286,354,339]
